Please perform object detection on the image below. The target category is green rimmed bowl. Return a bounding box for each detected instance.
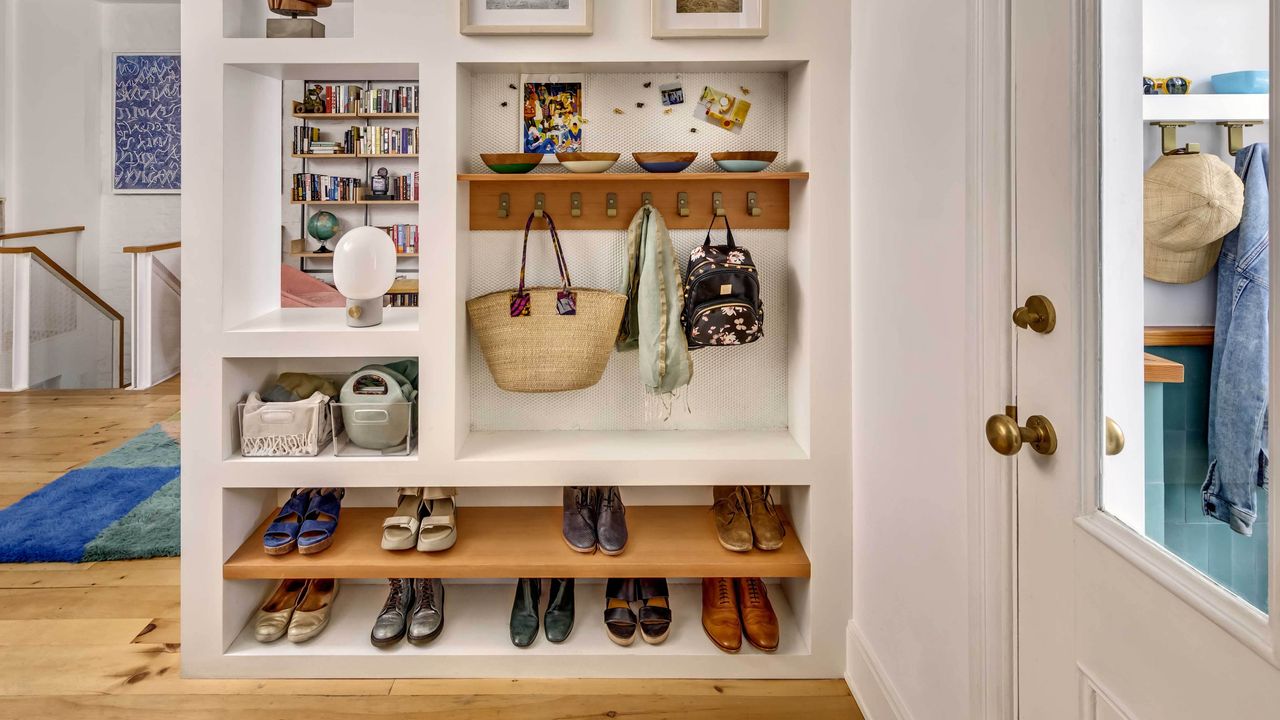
[481,153,544,174]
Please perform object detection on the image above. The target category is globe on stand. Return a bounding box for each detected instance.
[307,211,340,252]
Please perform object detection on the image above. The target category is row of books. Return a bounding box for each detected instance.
[292,173,361,202]
[389,173,419,201]
[378,224,420,254]
[360,126,418,156]
[365,86,420,115]
[293,126,358,155]
[305,84,363,114]
[386,292,418,308]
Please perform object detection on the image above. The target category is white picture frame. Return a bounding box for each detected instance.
[651,0,769,38]
[459,0,594,36]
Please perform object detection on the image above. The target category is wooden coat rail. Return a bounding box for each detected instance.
[459,172,807,231]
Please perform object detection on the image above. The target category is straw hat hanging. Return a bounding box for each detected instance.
[1144,152,1244,284]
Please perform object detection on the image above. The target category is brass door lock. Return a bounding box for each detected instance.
[1012,295,1056,334]
[986,406,1058,456]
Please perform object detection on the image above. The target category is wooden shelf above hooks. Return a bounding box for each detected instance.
[458,172,808,230]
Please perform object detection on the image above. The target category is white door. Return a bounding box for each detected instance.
[1010,0,1280,718]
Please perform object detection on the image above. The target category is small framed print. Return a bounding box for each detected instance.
[460,0,594,36]
[651,0,769,39]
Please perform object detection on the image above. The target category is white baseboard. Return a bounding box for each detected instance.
[845,620,913,720]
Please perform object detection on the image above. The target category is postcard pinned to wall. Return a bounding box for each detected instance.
[660,81,685,106]
[520,74,584,160]
[692,85,750,133]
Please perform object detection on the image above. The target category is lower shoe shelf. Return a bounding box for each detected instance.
[226,581,806,665]
[224,505,811,580]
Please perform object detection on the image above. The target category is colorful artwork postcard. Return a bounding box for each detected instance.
[693,85,751,134]
[520,74,584,160]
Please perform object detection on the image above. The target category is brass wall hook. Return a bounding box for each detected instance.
[1217,120,1263,156]
[533,193,545,218]
[712,192,725,217]
[747,191,762,217]
[677,192,690,217]
[497,192,510,219]
[570,192,582,218]
[606,192,618,218]
[1151,121,1197,155]
[641,192,653,207]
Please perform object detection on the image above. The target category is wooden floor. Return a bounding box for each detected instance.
[0,378,862,720]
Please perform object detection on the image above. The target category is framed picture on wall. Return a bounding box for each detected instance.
[651,0,769,38]
[113,53,181,194]
[520,74,584,161]
[459,0,594,36]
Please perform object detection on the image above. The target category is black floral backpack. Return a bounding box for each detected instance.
[682,215,763,348]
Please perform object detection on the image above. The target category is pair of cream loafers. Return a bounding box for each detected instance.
[253,578,340,643]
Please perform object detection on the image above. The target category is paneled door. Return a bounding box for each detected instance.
[1004,0,1280,717]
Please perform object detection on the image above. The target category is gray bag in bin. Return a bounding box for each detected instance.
[339,365,417,450]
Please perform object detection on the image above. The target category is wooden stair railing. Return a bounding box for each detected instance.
[0,225,86,243]
[0,245,125,388]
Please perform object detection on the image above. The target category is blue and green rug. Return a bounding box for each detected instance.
[0,414,180,563]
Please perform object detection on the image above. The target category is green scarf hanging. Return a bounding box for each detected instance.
[617,206,693,401]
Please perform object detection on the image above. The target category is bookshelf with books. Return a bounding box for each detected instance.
[287,80,420,306]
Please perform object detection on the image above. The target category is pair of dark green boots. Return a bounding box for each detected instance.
[510,578,574,647]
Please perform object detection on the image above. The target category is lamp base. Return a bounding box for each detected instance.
[345,298,384,328]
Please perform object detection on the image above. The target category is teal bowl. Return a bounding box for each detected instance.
[1211,71,1269,94]
[712,151,779,173]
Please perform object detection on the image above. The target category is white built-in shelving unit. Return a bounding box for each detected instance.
[182,1,851,679]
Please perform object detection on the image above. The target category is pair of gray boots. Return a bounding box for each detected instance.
[371,578,444,647]
[563,486,628,555]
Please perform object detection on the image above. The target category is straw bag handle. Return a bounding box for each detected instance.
[703,213,737,249]
[512,211,577,317]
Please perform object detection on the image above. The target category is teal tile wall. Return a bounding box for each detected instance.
[1146,345,1269,612]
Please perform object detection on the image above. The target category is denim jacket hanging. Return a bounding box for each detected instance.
[1203,143,1270,536]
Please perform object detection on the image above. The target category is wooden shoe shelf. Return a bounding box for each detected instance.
[224,505,811,580]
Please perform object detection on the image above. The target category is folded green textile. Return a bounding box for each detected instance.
[618,206,692,398]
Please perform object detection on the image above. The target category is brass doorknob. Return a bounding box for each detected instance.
[1105,417,1125,456]
[1012,295,1056,334]
[986,411,1058,456]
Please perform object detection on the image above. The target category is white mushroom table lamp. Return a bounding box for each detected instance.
[333,226,397,328]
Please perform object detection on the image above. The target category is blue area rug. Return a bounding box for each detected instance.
[0,417,180,563]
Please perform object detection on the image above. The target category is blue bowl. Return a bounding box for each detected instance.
[633,152,697,173]
[1211,71,1269,94]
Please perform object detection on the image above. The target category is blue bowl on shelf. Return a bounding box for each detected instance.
[1211,71,1269,94]
[633,152,697,173]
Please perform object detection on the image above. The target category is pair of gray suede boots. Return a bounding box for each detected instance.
[562,486,628,555]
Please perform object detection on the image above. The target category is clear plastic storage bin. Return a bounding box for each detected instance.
[237,393,340,457]
[330,401,415,457]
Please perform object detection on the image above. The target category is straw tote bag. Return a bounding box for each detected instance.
[467,212,627,393]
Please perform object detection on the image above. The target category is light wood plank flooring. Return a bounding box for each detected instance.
[0,379,861,719]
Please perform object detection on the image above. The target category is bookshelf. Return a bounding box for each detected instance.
[289,81,420,272]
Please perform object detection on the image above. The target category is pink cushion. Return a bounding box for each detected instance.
[281,264,344,308]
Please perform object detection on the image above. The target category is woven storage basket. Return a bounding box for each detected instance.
[468,213,626,393]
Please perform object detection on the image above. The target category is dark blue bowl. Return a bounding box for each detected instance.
[633,152,697,173]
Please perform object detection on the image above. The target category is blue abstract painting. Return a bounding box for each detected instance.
[114,54,181,193]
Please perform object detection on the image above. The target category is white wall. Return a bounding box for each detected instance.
[0,0,179,385]
[1142,0,1268,326]
[98,0,181,380]
[849,0,974,717]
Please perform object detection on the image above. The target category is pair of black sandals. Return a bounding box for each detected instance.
[604,578,671,646]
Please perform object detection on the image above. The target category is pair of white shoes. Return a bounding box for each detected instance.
[382,487,457,552]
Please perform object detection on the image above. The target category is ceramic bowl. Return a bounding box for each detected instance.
[633,152,698,173]
[556,152,620,174]
[712,151,779,173]
[481,153,544,174]
[1211,70,1269,94]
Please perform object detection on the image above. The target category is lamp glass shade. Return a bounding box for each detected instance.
[333,226,397,300]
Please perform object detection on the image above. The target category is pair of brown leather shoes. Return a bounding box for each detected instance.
[701,577,779,653]
[712,486,786,552]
